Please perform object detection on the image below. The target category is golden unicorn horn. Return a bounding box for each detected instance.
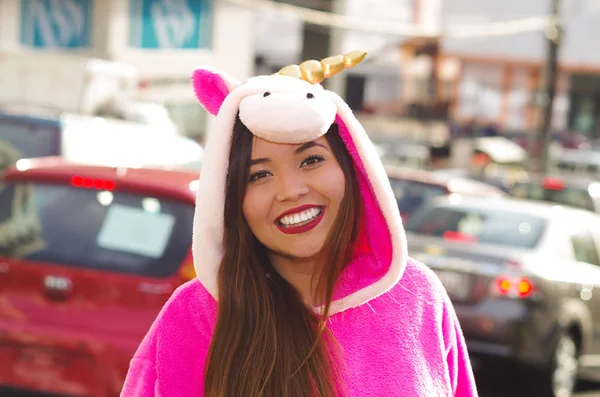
[276,50,367,84]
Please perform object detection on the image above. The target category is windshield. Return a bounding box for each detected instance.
[509,182,594,211]
[388,177,447,216]
[0,182,194,277]
[405,205,547,249]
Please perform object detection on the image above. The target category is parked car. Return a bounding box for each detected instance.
[386,166,505,222]
[433,166,529,193]
[0,157,198,396]
[405,195,600,397]
[508,174,600,214]
[0,108,203,173]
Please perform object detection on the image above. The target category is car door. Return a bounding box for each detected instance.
[565,221,600,356]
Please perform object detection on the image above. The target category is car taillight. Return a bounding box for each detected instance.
[443,231,477,244]
[178,261,196,281]
[71,176,115,191]
[492,260,536,299]
[542,176,565,191]
[495,276,534,298]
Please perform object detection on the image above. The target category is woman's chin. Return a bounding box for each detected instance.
[272,242,325,263]
[287,240,327,259]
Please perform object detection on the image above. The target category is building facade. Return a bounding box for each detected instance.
[440,0,600,137]
[0,0,256,139]
[255,0,600,139]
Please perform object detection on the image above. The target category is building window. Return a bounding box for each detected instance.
[569,74,600,139]
[128,0,213,49]
[20,0,93,49]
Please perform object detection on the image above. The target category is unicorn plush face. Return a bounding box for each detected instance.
[195,73,338,144]
[238,77,337,144]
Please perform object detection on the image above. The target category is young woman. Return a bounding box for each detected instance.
[121,52,478,397]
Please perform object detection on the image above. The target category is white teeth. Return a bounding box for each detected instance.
[279,207,322,227]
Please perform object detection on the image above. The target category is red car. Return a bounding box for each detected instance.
[0,157,198,396]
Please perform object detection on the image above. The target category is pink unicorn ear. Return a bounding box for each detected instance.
[191,68,241,115]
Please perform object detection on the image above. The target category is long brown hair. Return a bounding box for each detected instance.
[204,116,361,397]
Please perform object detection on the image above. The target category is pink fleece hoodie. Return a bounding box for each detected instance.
[121,58,479,397]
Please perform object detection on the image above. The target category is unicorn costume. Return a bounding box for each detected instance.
[121,53,478,397]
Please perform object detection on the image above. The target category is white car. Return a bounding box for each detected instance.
[0,110,203,172]
[406,195,600,397]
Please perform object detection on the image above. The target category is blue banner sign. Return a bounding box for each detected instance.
[129,0,212,49]
[20,0,92,49]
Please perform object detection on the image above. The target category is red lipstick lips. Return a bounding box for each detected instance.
[275,204,325,235]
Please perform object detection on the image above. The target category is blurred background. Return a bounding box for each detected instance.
[2,0,600,396]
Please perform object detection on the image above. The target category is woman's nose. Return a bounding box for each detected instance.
[275,173,309,202]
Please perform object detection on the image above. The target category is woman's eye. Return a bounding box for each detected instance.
[301,155,325,167]
[249,170,270,182]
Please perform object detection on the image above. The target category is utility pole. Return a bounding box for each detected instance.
[531,0,562,174]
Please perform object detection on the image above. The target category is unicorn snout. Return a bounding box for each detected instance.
[239,89,337,144]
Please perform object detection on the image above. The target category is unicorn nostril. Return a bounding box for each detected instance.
[263,92,271,97]
[306,93,314,99]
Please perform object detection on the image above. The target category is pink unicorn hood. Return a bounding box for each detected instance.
[191,54,408,315]
[120,54,477,397]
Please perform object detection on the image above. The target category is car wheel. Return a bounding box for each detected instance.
[547,333,579,397]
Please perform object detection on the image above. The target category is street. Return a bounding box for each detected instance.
[2,376,600,397]
[478,380,600,396]
[476,370,600,397]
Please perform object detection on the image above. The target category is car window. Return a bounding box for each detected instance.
[0,116,61,163]
[510,182,594,211]
[569,227,600,266]
[0,183,16,223]
[405,205,547,249]
[388,177,447,215]
[0,182,194,277]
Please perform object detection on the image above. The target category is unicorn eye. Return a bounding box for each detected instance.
[306,93,314,99]
[263,92,271,97]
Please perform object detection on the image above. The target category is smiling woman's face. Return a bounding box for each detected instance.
[242,134,346,262]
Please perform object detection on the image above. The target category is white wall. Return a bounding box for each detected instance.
[254,10,302,67]
[0,0,255,137]
[456,63,504,121]
[418,0,443,34]
[1,0,255,86]
[365,73,401,104]
[0,0,22,48]
[456,62,572,130]
[341,0,412,56]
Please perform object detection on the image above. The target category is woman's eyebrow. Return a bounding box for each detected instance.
[250,157,270,166]
[295,141,326,154]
